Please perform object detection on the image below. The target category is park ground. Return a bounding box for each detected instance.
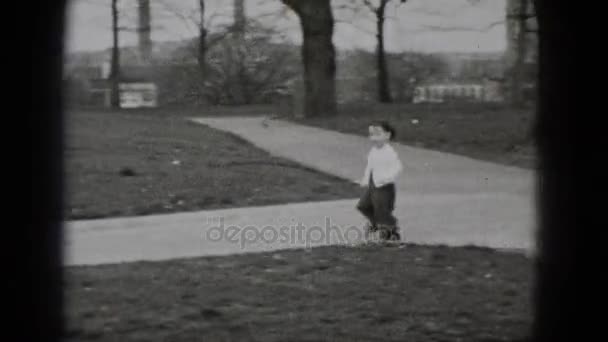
[65,244,532,342]
[65,108,359,220]
[295,103,535,169]
[65,104,534,341]
[66,103,535,220]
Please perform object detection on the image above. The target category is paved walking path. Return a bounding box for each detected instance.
[65,117,535,266]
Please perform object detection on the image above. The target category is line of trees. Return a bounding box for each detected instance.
[104,0,536,113]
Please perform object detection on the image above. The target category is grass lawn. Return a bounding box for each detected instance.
[66,110,359,220]
[65,244,532,342]
[294,103,536,169]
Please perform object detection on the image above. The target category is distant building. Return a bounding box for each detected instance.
[413,79,504,104]
[119,82,158,108]
[65,61,159,108]
[410,52,507,103]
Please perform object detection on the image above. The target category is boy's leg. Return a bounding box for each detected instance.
[371,184,400,241]
[356,186,377,237]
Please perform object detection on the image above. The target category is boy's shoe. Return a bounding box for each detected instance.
[390,231,401,242]
[379,228,391,241]
[364,222,380,242]
[366,222,378,233]
[378,225,402,242]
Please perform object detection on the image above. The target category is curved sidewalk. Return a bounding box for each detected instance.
[190,117,535,251]
[64,117,535,266]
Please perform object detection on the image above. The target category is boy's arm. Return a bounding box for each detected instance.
[356,158,371,186]
[359,163,371,186]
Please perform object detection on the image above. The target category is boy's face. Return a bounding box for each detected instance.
[368,125,391,145]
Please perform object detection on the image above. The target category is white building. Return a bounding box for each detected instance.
[119,82,158,108]
[413,80,503,104]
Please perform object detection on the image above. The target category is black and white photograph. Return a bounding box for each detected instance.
[23,0,587,341]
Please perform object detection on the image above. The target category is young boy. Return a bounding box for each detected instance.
[356,121,403,241]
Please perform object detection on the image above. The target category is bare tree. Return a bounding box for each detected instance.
[198,0,207,76]
[339,0,407,103]
[157,0,298,105]
[202,20,299,105]
[74,0,157,108]
[372,0,402,103]
[107,0,158,108]
[137,0,152,60]
[281,0,337,117]
[506,0,537,105]
[233,0,246,36]
[156,1,237,73]
[110,0,121,108]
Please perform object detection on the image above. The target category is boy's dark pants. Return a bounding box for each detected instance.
[356,177,399,240]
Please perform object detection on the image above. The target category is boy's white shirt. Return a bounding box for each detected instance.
[361,143,403,187]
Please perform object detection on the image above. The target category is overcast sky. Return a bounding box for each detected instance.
[66,0,507,53]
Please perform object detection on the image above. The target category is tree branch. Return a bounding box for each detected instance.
[154,0,231,31]
[154,0,199,25]
[362,0,378,12]
[378,0,391,13]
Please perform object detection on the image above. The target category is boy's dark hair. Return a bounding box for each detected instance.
[370,121,397,140]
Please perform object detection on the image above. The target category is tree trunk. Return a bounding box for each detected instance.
[110,0,121,108]
[137,0,152,61]
[198,0,207,76]
[376,5,392,103]
[282,0,337,117]
[509,0,529,106]
[233,0,246,37]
